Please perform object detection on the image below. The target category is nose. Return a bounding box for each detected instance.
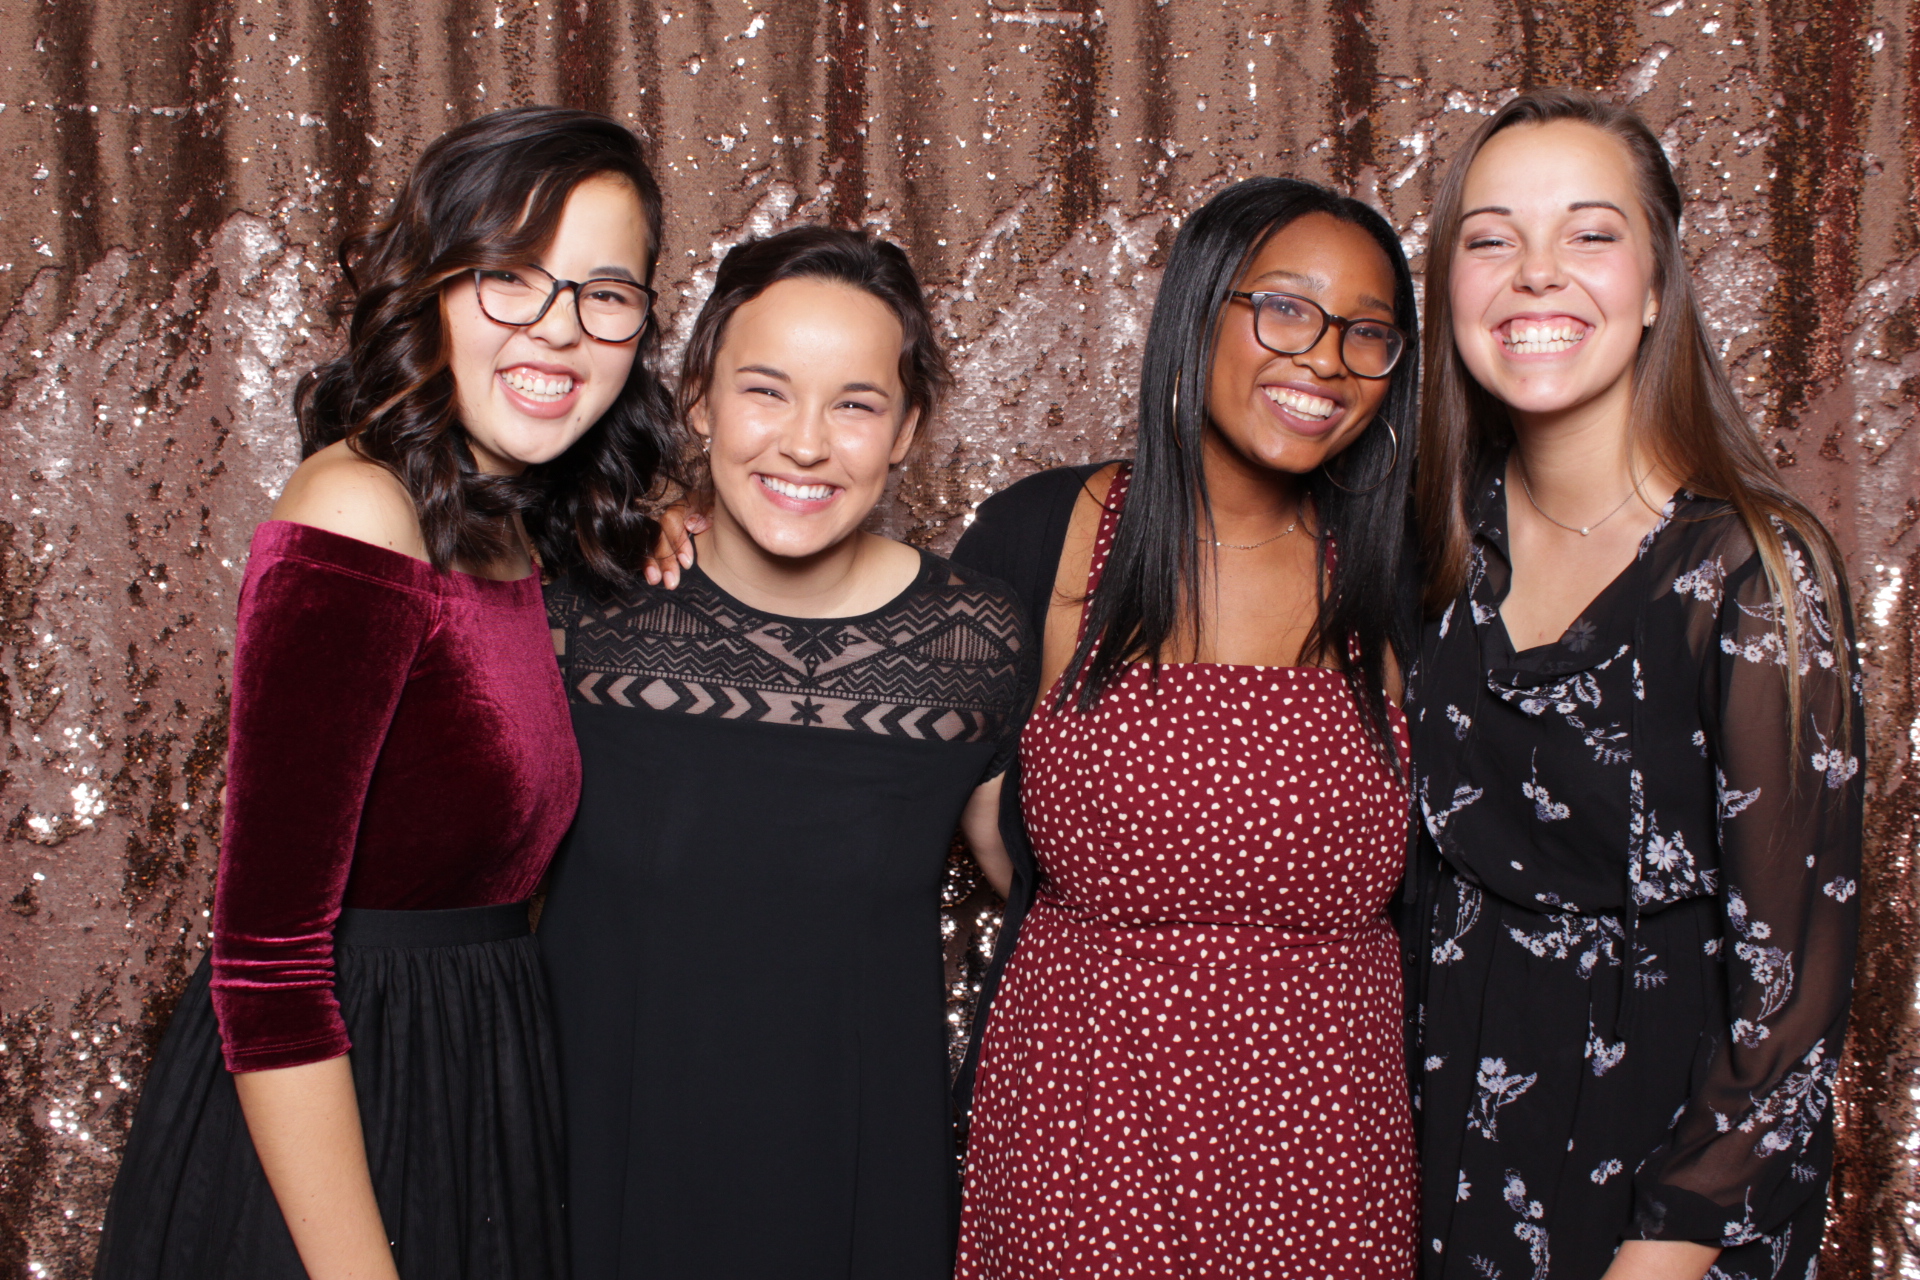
[782,405,831,467]
[526,285,585,346]
[1292,321,1348,378]
[1514,240,1565,296]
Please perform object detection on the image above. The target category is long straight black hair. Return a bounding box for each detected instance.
[1062,177,1421,764]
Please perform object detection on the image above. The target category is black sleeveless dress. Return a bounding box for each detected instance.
[540,551,1032,1279]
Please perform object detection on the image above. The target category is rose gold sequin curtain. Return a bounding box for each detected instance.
[1,1,1915,1274]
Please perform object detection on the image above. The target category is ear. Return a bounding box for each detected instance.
[688,395,712,442]
[888,405,921,466]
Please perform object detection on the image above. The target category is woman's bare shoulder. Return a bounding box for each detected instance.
[271,441,428,562]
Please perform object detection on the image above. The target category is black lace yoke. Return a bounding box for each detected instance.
[549,551,1030,770]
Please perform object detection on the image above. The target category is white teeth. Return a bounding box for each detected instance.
[1263,385,1338,420]
[501,368,576,400]
[1501,324,1586,354]
[759,476,835,502]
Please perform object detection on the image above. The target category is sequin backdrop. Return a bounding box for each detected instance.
[0,0,1915,1273]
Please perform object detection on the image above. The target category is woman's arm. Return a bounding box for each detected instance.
[961,773,1013,897]
[208,457,436,1278]
[1631,530,1864,1251]
[1599,1240,1719,1280]
[233,1060,401,1280]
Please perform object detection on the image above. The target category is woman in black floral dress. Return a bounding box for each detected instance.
[1405,90,1863,1280]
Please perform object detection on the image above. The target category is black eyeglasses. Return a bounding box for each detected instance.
[1228,290,1407,379]
[472,264,656,344]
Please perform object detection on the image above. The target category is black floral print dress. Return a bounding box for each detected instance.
[1405,464,1864,1280]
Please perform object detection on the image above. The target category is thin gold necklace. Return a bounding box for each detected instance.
[1204,518,1298,551]
[1515,461,1640,538]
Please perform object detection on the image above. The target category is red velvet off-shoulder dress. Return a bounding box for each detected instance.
[95,521,581,1280]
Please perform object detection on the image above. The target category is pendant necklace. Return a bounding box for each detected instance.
[1516,462,1640,538]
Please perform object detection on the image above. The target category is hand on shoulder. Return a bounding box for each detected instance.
[271,440,428,562]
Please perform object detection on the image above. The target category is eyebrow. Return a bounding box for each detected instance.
[1461,201,1627,219]
[586,266,641,282]
[736,364,790,381]
[1252,269,1395,316]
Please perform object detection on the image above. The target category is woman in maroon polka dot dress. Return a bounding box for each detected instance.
[949,178,1423,1278]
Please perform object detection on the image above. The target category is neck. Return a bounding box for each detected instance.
[1196,426,1310,540]
[1507,376,1652,516]
[696,505,874,617]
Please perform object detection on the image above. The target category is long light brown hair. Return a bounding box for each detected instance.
[1415,87,1850,738]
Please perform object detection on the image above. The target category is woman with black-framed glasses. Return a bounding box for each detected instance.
[946,176,1424,1277]
[94,106,677,1280]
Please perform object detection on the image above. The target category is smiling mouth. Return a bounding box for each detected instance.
[1500,322,1589,355]
[1263,386,1338,421]
[501,368,577,401]
[758,475,837,502]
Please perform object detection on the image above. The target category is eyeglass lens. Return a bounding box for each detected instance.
[1253,293,1403,377]
[475,268,652,343]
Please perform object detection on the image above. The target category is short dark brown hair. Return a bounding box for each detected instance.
[676,226,951,448]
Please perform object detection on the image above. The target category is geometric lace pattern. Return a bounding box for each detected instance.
[548,554,1031,753]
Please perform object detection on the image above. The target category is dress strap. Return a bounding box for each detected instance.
[1074,463,1132,648]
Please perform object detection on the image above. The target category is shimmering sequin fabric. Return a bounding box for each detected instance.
[957,466,1418,1279]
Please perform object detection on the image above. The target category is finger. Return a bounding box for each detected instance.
[644,562,661,585]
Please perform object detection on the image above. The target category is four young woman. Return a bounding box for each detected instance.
[99,86,1861,1280]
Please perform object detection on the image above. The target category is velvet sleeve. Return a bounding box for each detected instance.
[210,529,438,1073]
[1634,527,1864,1243]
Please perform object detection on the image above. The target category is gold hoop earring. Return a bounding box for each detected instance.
[1170,370,1185,452]
[1320,417,1400,496]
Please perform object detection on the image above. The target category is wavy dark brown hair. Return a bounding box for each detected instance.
[1415,87,1851,740]
[295,105,678,587]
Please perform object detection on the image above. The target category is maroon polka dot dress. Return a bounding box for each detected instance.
[956,466,1418,1279]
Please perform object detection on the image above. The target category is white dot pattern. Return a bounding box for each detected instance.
[957,467,1418,1279]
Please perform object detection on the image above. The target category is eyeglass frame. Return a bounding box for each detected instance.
[470,264,658,344]
[1226,290,1407,379]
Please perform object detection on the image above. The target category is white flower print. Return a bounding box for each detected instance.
[1589,1158,1624,1185]
[1507,913,1621,979]
[1425,1055,1447,1072]
[1673,556,1727,607]
[1439,599,1456,639]
[1823,877,1857,903]
[1523,752,1571,821]
[1473,599,1500,626]
[1487,645,1633,764]
[1743,1040,1838,1160]
[1433,879,1483,965]
[1469,1059,1539,1141]
[1470,1258,1504,1280]
[1421,778,1486,838]
[1720,1191,1765,1246]
[1693,728,1709,757]
[1562,617,1598,653]
[1585,1025,1627,1077]
[1716,768,1761,823]
[1630,770,1718,906]
[1726,888,1795,1045]
[1501,1171,1551,1280]
[1457,1169,1472,1201]
[1447,703,1473,740]
[1808,727,1859,790]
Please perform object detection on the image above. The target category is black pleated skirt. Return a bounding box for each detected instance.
[95,904,567,1280]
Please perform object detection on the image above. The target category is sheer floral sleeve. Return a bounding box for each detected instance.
[1635,526,1864,1245]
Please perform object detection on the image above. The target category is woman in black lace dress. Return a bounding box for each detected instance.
[539,227,1031,1279]
[1404,90,1863,1280]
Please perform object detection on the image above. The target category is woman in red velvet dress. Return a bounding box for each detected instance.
[949,178,1423,1278]
[95,107,677,1280]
